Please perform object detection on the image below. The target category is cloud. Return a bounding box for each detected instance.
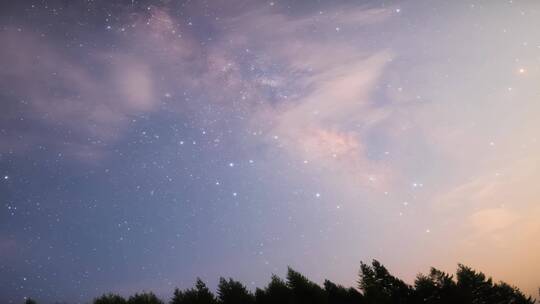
[428,152,540,296]
[207,4,397,189]
[264,52,394,189]
[1,3,396,166]
[0,28,162,158]
[111,55,156,112]
[469,208,518,239]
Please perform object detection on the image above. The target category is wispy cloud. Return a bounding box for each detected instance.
[1,3,395,172]
[0,28,160,158]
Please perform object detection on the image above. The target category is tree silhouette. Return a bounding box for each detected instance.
[217,277,255,304]
[324,279,364,304]
[127,292,163,304]
[491,282,535,304]
[86,261,536,304]
[24,299,37,304]
[93,293,127,304]
[456,264,495,303]
[170,278,217,304]
[358,260,413,304]
[255,274,291,304]
[415,268,459,304]
[287,267,327,304]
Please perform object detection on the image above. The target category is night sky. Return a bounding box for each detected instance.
[1,0,540,303]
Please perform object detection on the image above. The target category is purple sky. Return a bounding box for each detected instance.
[1,1,539,303]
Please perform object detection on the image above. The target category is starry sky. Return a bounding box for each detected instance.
[1,0,540,303]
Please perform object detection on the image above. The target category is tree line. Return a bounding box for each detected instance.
[24,260,536,304]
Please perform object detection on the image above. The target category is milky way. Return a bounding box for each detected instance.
[1,1,540,303]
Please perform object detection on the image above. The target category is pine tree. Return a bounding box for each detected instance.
[127,292,163,304]
[287,267,327,304]
[358,260,413,304]
[414,268,458,304]
[170,278,217,304]
[93,293,127,304]
[217,277,255,304]
[255,275,291,304]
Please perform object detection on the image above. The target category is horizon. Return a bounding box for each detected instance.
[1,0,539,303]
[26,261,539,303]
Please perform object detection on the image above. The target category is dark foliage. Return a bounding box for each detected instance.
[287,267,328,304]
[358,260,414,304]
[217,277,255,304]
[414,268,459,304]
[93,293,127,304]
[255,275,292,304]
[455,264,534,304]
[26,261,535,304]
[127,292,163,304]
[324,280,364,304]
[171,278,217,304]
